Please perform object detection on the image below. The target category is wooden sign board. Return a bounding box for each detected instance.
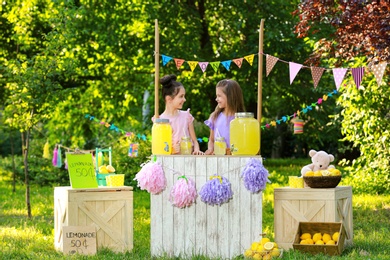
[66,152,98,188]
[62,226,97,255]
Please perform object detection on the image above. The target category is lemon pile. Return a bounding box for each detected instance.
[299,231,339,245]
[305,168,341,177]
[244,237,281,259]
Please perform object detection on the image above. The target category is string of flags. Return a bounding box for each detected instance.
[161,52,388,89]
[260,89,339,130]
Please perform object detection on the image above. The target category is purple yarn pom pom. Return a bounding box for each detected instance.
[199,175,233,206]
[241,158,270,193]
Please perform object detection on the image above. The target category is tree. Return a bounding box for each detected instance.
[293,0,390,194]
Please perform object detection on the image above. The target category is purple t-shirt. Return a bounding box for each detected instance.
[204,113,234,147]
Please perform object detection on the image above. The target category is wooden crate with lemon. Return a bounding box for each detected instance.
[293,222,346,255]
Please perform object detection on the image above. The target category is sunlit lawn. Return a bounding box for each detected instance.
[1,159,389,259]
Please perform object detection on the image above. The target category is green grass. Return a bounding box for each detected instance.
[1,159,390,259]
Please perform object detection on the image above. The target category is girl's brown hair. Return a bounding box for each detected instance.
[211,79,245,122]
[160,74,183,102]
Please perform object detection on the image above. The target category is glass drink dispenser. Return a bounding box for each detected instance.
[152,118,172,155]
[230,112,260,155]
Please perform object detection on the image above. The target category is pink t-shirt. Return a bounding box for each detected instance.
[154,109,194,146]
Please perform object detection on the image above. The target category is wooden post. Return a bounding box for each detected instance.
[258,19,265,154]
[154,19,160,118]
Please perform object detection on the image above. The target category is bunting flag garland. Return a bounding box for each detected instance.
[332,68,348,90]
[161,53,388,89]
[311,66,325,88]
[370,62,387,86]
[84,114,147,141]
[351,67,365,89]
[266,54,279,76]
[289,62,303,84]
[260,89,339,131]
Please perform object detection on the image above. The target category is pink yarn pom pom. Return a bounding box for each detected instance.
[169,176,197,208]
[134,161,166,194]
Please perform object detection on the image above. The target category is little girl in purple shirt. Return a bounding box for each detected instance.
[204,79,245,155]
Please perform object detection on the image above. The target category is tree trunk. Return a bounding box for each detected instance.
[21,130,32,218]
[10,131,16,193]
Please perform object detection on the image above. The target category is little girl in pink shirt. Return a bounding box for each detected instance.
[154,74,203,155]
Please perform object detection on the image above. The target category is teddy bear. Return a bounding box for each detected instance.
[301,149,335,176]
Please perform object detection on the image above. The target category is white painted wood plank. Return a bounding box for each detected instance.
[172,156,186,256]
[205,156,219,258]
[184,156,197,254]
[217,156,230,259]
[162,156,175,256]
[194,156,207,256]
[151,157,164,256]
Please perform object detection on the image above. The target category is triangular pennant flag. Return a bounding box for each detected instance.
[210,61,220,72]
[289,62,303,84]
[233,58,244,68]
[187,61,198,72]
[266,54,279,76]
[221,60,232,71]
[370,61,387,86]
[161,55,173,66]
[351,67,365,89]
[244,54,255,66]
[174,58,185,70]
[311,66,325,88]
[332,68,348,90]
[198,62,209,73]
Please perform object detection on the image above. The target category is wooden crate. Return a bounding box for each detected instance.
[274,186,352,250]
[293,222,346,256]
[151,156,263,259]
[54,186,133,253]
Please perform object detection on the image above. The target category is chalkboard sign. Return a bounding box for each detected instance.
[62,226,97,255]
[66,152,98,188]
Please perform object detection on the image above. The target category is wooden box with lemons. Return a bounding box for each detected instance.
[303,168,342,188]
[293,222,346,256]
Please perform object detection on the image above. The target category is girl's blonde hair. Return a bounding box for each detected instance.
[211,79,245,122]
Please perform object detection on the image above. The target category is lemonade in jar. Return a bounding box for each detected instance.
[230,112,260,155]
[152,118,172,155]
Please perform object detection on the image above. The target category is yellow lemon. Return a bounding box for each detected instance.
[315,240,325,245]
[313,233,322,243]
[300,232,311,240]
[260,237,271,246]
[272,242,278,249]
[262,254,271,260]
[271,248,281,257]
[332,232,340,241]
[314,171,322,176]
[256,244,264,253]
[305,171,314,176]
[322,233,332,243]
[244,249,253,257]
[326,240,336,245]
[251,242,260,251]
[263,242,274,251]
[300,239,308,244]
[305,238,314,244]
[253,253,262,260]
[321,170,331,176]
